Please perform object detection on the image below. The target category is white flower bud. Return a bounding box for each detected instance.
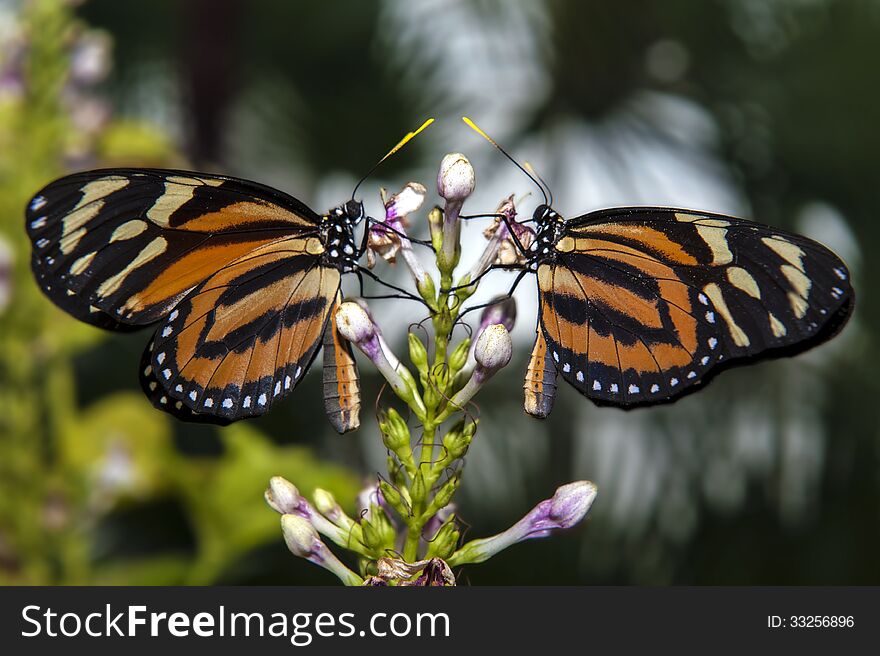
[335,301,376,345]
[474,323,512,371]
[280,513,365,585]
[437,153,475,202]
[281,514,320,558]
[550,481,598,529]
[265,476,301,514]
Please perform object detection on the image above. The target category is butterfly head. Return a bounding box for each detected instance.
[529,204,565,264]
[322,200,366,271]
[344,198,366,223]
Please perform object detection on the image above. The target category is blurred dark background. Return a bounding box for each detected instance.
[0,0,877,584]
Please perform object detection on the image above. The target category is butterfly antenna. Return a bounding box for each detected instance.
[351,118,435,201]
[523,161,554,208]
[462,116,549,207]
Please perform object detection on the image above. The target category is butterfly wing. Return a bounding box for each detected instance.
[537,207,854,407]
[26,168,322,327]
[142,236,340,422]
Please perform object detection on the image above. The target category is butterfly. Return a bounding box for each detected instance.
[26,167,372,430]
[460,118,855,417]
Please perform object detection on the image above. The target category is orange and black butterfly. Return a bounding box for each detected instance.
[462,119,855,417]
[25,120,432,430]
[26,168,367,430]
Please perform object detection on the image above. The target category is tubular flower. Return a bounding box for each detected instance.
[335,300,426,416]
[367,183,428,287]
[281,514,363,586]
[437,153,475,265]
[447,323,513,411]
[448,481,598,566]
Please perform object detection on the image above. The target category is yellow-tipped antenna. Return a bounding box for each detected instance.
[352,118,435,200]
[462,116,550,206]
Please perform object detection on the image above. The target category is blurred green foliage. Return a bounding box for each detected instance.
[0,0,359,585]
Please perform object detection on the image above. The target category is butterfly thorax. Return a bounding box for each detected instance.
[320,200,364,272]
[528,204,566,268]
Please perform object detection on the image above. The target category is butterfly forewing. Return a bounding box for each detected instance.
[538,207,853,407]
[26,169,322,326]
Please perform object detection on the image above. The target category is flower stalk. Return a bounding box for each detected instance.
[269,153,597,585]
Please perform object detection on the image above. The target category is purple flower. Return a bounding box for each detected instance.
[335,301,426,416]
[448,481,598,566]
[437,153,475,265]
[367,183,427,282]
[265,477,360,551]
[281,514,363,586]
[447,323,513,412]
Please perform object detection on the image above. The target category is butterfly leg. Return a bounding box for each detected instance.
[456,268,529,322]
[440,264,522,294]
[354,266,430,307]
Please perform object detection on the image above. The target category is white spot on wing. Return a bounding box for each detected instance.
[592,380,602,391]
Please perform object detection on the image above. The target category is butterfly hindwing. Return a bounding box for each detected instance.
[145,236,341,422]
[539,207,854,407]
[26,168,322,327]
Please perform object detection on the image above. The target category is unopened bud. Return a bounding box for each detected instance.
[281,514,320,558]
[437,153,475,203]
[474,323,512,371]
[265,476,301,514]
